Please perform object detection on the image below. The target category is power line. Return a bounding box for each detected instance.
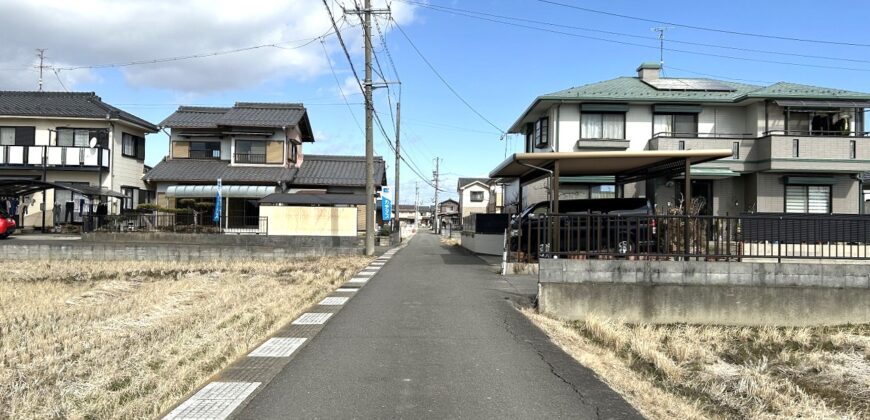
[538,0,870,48]
[398,0,870,65]
[391,18,506,135]
[52,69,68,92]
[321,39,365,136]
[51,29,338,72]
[399,1,870,73]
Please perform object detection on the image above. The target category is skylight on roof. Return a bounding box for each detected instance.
[643,78,736,92]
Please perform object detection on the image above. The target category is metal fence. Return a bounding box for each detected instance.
[83,213,268,235]
[462,213,511,234]
[509,213,870,262]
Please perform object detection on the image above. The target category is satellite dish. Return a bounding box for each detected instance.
[89,137,98,148]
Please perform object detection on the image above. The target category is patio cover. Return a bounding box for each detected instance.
[165,184,276,198]
[0,179,125,198]
[489,149,734,213]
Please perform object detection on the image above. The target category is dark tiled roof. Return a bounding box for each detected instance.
[457,177,490,191]
[260,193,367,205]
[161,102,309,130]
[0,91,158,131]
[144,154,386,187]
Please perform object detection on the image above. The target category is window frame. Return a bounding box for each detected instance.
[470,191,485,202]
[580,112,626,140]
[0,126,36,146]
[653,113,698,137]
[56,128,109,148]
[234,139,268,164]
[534,117,549,148]
[188,141,221,159]
[785,184,831,214]
[121,132,145,160]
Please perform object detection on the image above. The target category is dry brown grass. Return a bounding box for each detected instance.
[0,257,371,419]
[523,308,870,420]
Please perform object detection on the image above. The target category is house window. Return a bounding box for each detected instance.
[290,143,298,162]
[792,139,800,158]
[0,128,14,146]
[850,140,856,159]
[590,184,616,199]
[0,126,35,146]
[678,140,685,150]
[581,113,625,139]
[654,114,697,137]
[470,191,484,202]
[786,185,830,214]
[57,128,108,148]
[122,133,145,160]
[534,118,549,147]
[121,187,135,211]
[189,141,221,159]
[732,142,740,159]
[235,140,266,164]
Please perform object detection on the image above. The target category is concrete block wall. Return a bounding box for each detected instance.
[538,259,870,326]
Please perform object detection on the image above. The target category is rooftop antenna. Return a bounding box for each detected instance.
[651,27,672,75]
[36,48,46,91]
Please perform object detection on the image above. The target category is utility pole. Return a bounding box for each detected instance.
[414,180,419,227]
[394,101,401,232]
[36,49,46,92]
[346,0,390,256]
[433,157,440,234]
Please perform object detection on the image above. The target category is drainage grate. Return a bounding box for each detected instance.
[319,297,349,306]
[335,288,358,292]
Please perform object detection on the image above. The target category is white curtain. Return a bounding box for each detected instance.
[581,114,601,139]
[0,128,14,145]
[602,114,624,139]
[653,114,672,136]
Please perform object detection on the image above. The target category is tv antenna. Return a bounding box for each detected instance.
[651,27,673,71]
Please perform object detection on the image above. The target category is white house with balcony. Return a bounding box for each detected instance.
[507,63,870,216]
[0,91,158,229]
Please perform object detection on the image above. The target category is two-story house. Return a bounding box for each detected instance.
[145,102,386,231]
[436,198,460,230]
[0,91,158,229]
[457,177,505,217]
[508,63,870,216]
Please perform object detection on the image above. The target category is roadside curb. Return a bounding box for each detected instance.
[161,241,409,420]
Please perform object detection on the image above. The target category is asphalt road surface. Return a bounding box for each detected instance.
[237,232,641,419]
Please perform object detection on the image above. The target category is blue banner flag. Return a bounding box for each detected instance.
[213,179,222,223]
[382,198,392,221]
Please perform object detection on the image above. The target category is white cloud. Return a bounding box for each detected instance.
[0,0,415,92]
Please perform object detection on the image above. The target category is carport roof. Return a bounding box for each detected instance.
[0,179,125,198]
[489,150,734,184]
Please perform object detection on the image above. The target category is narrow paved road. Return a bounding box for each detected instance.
[237,232,640,419]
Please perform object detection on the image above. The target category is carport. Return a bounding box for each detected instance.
[0,178,125,229]
[489,150,735,213]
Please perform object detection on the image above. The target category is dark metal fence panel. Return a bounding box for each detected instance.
[507,213,870,262]
[468,213,511,234]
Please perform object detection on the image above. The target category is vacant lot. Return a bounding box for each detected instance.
[0,257,370,419]
[525,309,869,419]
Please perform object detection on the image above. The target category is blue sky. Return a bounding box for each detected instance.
[3,0,870,204]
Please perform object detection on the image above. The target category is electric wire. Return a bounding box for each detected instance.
[538,0,870,48]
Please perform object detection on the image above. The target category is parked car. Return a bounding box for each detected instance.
[510,198,657,258]
[0,209,16,239]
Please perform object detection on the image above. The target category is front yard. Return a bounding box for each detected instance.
[0,257,370,419]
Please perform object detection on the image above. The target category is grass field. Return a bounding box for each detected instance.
[524,309,869,419]
[0,257,370,419]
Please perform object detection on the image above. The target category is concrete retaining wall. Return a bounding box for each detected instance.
[460,232,504,255]
[1,242,363,262]
[82,232,363,248]
[539,259,870,326]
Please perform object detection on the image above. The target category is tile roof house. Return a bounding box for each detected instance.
[147,102,386,233]
[507,62,870,215]
[0,91,158,228]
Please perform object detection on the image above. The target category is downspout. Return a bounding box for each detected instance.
[108,121,115,213]
[518,161,555,212]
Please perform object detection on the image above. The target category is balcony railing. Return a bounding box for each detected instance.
[652,131,756,139]
[188,149,221,159]
[233,153,266,164]
[0,145,109,168]
[763,129,869,137]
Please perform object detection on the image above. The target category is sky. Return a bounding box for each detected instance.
[2,0,870,204]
